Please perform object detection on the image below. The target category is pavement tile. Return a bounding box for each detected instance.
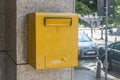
[74,68,120,80]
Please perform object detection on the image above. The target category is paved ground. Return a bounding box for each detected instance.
[74,58,120,80]
[74,28,120,80]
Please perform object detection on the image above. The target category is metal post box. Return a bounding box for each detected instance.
[28,12,78,70]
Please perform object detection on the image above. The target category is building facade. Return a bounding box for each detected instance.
[0,0,75,80]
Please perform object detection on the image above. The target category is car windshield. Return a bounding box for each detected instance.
[78,32,92,42]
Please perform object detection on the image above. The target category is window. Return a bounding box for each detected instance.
[108,43,114,48]
[114,42,120,50]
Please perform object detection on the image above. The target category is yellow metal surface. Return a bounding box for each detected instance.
[45,17,72,27]
[28,12,78,70]
[46,55,70,68]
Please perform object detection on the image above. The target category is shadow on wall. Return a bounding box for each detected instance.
[0,53,5,80]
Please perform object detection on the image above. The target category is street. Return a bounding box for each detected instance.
[75,28,120,80]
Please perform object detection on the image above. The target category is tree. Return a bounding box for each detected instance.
[76,0,120,27]
[75,0,97,14]
[111,0,120,27]
[75,0,97,27]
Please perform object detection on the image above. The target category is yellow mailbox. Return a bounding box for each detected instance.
[28,12,78,70]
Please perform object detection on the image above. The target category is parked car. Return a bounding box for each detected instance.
[99,41,120,71]
[78,32,99,58]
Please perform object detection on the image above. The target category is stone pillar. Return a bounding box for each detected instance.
[0,0,5,51]
[0,53,5,80]
[5,0,75,80]
[0,0,5,80]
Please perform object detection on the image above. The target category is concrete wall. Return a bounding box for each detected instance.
[0,53,5,80]
[0,0,5,80]
[17,66,73,80]
[5,0,17,62]
[4,0,75,80]
[17,0,75,64]
[0,0,5,51]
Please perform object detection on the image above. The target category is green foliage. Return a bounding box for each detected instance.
[75,0,120,27]
[107,0,120,27]
[75,0,97,27]
[75,0,97,14]
[112,0,120,27]
[79,19,90,27]
[75,1,92,14]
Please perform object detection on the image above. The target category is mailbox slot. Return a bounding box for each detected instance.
[44,17,72,27]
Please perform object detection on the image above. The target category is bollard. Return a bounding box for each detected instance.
[96,59,101,78]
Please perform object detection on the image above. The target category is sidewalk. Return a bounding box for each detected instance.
[74,59,120,80]
[74,68,120,80]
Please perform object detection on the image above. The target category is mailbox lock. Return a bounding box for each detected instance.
[61,58,67,61]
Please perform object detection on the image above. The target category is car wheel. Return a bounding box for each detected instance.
[103,58,112,71]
